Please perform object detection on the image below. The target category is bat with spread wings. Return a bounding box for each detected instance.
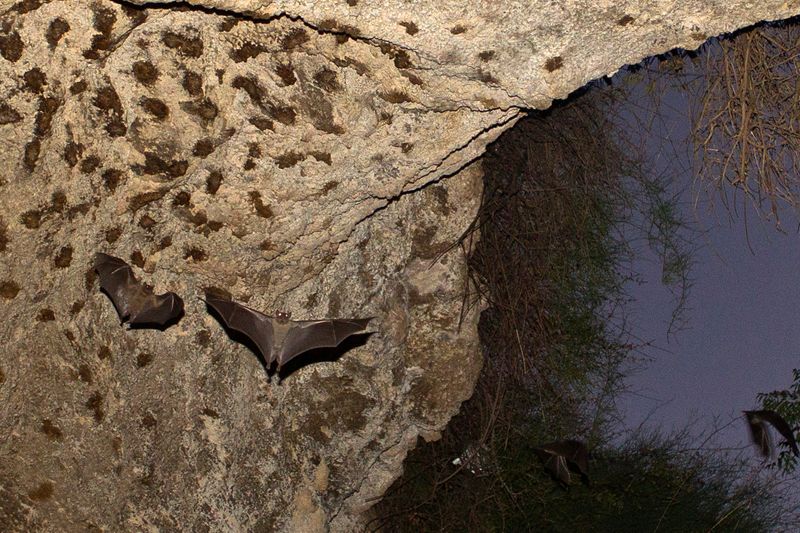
[94,253,184,327]
[743,409,799,458]
[203,290,373,372]
[533,439,590,486]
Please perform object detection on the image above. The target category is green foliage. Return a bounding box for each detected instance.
[586,432,781,533]
[374,428,781,532]
[756,368,800,473]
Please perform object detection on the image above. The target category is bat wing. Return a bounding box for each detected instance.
[550,455,571,485]
[95,253,183,326]
[204,293,275,363]
[276,317,372,367]
[94,253,142,322]
[537,440,589,481]
[535,448,571,485]
[563,440,590,477]
[760,410,800,456]
[129,292,184,326]
[744,412,771,457]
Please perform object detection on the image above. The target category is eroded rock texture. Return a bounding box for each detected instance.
[0,0,798,531]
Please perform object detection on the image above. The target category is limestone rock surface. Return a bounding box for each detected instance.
[0,0,798,531]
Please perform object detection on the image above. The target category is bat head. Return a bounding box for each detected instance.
[275,310,292,323]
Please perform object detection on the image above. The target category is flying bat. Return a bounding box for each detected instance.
[203,290,373,372]
[94,252,184,327]
[743,409,799,458]
[533,439,590,486]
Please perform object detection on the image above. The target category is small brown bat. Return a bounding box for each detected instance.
[743,409,799,458]
[533,439,590,486]
[94,252,184,327]
[203,291,373,372]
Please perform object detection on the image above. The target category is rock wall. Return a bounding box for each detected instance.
[0,0,798,531]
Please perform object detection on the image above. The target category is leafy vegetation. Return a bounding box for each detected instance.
[756,369,800,474]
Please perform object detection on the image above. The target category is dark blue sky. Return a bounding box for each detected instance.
[622,203,800,449]
[616,69,800,454]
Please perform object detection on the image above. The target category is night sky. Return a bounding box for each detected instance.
[622,199,800,449]
[615,69,800,455]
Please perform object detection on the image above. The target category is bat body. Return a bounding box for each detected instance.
[94,253,184,327]
[204,291,372,371]
[743,409,799,457]
[534,439,589,486]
